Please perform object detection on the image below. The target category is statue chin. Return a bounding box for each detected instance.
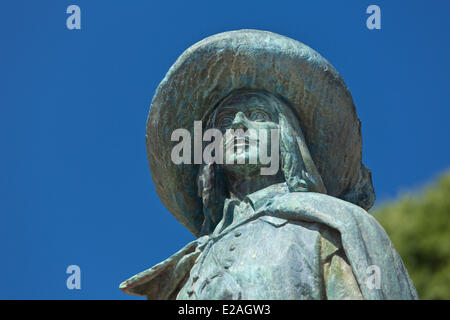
[220,159,264,179]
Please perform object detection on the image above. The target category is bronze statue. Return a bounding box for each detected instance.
[120,30,418,300]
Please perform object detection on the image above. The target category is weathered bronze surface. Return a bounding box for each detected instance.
[120,30,418,300]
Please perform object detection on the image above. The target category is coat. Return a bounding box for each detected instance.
[120,184,418,300]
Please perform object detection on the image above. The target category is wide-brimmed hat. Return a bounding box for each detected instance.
[146,29,374,237]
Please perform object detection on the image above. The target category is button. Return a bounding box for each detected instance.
[234,231,242,237]
[229,245,236,251]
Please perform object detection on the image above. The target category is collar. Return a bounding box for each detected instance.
[214,182,289,235]
[244,182,289,211]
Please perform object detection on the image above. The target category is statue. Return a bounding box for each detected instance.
[119,30,418,299]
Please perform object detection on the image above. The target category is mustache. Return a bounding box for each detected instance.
[224,136,259,148]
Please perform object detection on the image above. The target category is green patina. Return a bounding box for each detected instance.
[121,30,418,300]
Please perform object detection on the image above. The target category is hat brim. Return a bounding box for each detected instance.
[146,29,369,236]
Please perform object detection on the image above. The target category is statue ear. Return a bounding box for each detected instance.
[279,112,327,194]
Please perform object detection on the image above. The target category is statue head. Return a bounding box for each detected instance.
[146,30,375,237]
[213,90,281,179]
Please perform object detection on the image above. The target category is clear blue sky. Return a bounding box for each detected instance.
[1,0,449,299]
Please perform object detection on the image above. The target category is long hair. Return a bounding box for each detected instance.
[196,90,327,235]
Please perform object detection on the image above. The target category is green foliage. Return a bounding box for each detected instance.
[373,172,450,300]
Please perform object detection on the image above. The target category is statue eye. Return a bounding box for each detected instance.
[250,110,269,122]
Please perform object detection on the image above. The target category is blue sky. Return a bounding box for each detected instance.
[1,0,449,299]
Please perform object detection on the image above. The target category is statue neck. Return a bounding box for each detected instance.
[225,170,284,201]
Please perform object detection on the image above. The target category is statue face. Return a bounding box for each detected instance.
[214,92,280,177]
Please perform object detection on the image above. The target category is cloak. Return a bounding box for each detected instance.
[120,191,418,300]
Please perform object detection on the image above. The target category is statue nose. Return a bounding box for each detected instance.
[231,112,247,130]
